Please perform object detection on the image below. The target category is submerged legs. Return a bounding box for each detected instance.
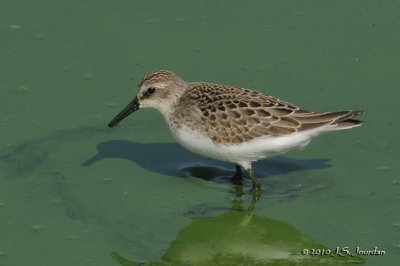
[245,165,261,201]
[245,165,261,191]
[235,163,261,191]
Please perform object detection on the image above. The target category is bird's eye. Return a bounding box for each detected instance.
[147,87,156,94]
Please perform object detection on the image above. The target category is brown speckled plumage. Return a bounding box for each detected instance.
[169,81,363,145]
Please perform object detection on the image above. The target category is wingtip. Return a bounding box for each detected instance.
[352,110,364,116]
[336,120,363,129]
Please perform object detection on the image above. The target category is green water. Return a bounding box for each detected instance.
[1,1,399,265]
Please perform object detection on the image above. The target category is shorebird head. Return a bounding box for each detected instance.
[108,70,186,127]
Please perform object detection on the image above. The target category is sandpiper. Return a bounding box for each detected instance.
[108,70,363,190]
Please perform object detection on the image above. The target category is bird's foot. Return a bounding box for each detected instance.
[251,182,261,191]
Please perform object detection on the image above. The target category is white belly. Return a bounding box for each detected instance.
[168,125,335,168]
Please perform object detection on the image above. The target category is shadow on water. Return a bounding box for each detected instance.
[1,124,332,191]
[0,124,337,223]
[111,185,364,266]
[83,139,332,184]
[0,124,336,222]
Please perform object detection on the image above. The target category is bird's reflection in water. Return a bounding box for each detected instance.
[111,185,364,265]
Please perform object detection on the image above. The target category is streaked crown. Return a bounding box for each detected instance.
[138,70,183,88]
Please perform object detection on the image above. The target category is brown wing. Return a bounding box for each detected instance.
[185,83,362,145]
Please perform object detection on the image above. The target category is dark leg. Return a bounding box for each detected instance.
[231,164,243,185]
[232,164,242,179]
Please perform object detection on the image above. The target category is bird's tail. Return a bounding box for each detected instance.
[330,110,364,129]
[294,110,364,131]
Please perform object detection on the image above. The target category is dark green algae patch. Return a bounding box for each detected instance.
[111,189,364,265]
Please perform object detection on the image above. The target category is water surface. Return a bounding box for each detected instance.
[1,1,399,265]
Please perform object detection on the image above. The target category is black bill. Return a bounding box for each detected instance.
[108,97,140,127]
